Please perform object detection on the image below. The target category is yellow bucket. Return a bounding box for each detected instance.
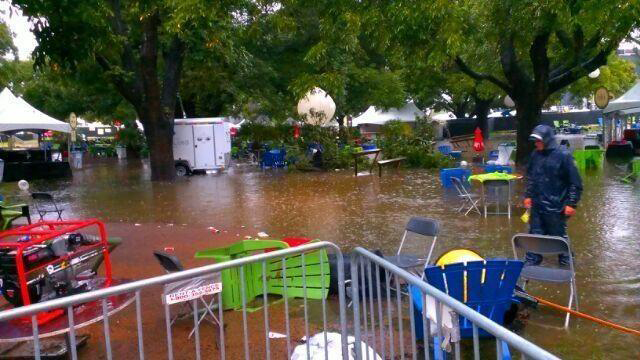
[434,249,484,302]
[435,249,484,267]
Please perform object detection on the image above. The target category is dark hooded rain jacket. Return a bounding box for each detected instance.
[525,125,583,213]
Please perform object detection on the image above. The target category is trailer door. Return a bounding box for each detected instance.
[213,123,231,168]
[193,124,215,169]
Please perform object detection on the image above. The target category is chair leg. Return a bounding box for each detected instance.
[500,340,511,360]
[397,231,408,256]
[564,284,574,328]
[425,238,437,265]
[572,278,579,311]
[464,201,475,216]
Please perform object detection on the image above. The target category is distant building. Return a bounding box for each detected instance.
[617,38,640,74]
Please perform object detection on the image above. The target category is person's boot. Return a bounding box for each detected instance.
[558,253,573,267]
[525,252,543,266]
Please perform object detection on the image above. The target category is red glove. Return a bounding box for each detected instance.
[523,198,532,209]
[564,206,576,217]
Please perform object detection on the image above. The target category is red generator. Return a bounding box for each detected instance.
[0,220,113,307]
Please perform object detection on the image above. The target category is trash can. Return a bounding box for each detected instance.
[116,146,127,160]
[71,151,83,169]
[0,159,4,182]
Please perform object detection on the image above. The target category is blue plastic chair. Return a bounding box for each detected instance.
[488,150,499,161]
[437,145,452,156]
[410,260,523,359]
[261,148,286,168]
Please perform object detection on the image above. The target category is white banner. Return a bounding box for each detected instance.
[163,273,222,305]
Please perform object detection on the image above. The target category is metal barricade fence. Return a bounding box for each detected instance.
[0,242,560,359]
[0,241,348,360]
[349,248,560,360]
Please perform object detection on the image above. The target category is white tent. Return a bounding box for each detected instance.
[0,88,71,133]
[351,101,425,126]
[603,82,640,114]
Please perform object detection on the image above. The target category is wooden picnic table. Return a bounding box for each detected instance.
[352,149,380,176]
[376,157,407,177]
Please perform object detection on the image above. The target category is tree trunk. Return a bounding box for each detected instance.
[141,106,176,181]
[514,98,542,164]
[473,98,492,139]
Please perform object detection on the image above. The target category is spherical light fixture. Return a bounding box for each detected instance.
[297,88,336,126]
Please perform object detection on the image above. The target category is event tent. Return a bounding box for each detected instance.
[603,82,640,115]
[351,101,425,126]
[0,88,71,133]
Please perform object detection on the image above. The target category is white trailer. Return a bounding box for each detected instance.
[173,118,231,176]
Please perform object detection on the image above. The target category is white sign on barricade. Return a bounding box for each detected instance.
[163,273,222,305]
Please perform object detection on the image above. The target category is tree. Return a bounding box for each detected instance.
[13,0,247,180]
[450,1,640,162]
[259,0,406,122]
[0,20,18,88]
[560,54,637,104]
[407,64,504,138]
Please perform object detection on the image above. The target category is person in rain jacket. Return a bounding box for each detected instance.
[524,124,583,265]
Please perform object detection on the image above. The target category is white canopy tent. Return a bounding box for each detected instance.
[603,82,640,115]
[351,101,425,126]
[0,88,71,133]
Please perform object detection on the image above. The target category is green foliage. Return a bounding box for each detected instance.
[236,121,367,170]
[564,55,637,102]
[6,60,136,122]
[115,121,147,156]
[378,119,453,169]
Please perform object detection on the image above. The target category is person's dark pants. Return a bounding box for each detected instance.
[526,208,570,266]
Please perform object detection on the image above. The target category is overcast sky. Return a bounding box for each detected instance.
[1,2,36,60]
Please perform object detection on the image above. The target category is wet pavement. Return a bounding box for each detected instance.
[1,154,639,358]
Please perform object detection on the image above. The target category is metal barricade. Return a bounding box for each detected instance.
[0,241,348,360]
[0,242,560,359]
[349,247,560,360]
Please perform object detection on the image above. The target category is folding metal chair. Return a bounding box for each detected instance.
[31,192,64,221]
[481,179,512,219]
[450,177,481,216]
[511,233,578,328]
[396,217,440,270]
[153,251,220,337]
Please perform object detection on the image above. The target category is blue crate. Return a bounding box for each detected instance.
[483,164,512,173]
[440,168,471,187]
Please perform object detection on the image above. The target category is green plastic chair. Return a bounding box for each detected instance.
[573,149,604,170]
[195,239,330,310]
[0,202,30,230]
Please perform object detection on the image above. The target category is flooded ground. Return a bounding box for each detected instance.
[1,150,639,358]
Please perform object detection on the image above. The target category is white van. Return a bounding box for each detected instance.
[173,118,231,175]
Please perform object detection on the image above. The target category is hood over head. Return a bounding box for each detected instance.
[529,124,557,150]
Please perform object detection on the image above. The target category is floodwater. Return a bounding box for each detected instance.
[1,154,639,358]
